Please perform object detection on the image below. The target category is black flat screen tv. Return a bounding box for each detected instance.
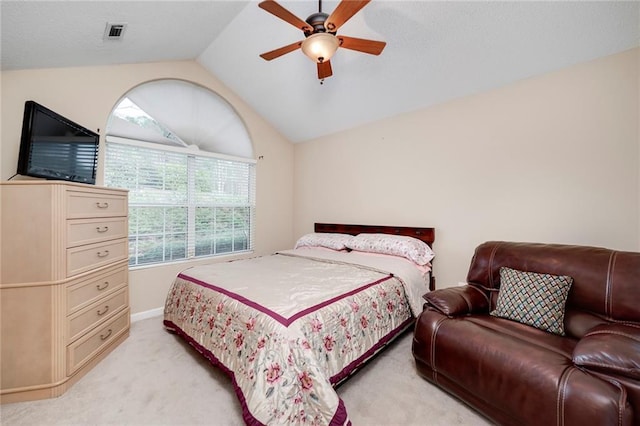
[17,101,99,184]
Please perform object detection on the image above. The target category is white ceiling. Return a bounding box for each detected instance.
[2,1,639,144]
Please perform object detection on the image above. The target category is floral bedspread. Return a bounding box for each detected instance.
[163,250,419,425]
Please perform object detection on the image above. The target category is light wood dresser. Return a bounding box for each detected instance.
[0,181,130,403]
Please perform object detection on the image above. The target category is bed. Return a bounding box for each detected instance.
[163,223,435,425]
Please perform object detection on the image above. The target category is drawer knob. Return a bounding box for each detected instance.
[96,281,110,291]
[96,226,109,233]
[96,202,109,209]
[97,250,110,258]
[97,305,110,316]
[100,329,113,340]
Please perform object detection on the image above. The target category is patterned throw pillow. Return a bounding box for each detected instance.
[294,233,354,251]
[490,267,573,335]
[345,233,435,266]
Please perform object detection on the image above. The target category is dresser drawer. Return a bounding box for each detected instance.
[67,288,128,343]
[67,308,129,375]
[67,263,128,314]
[67,239,128,277]
[66,190,127,219]
[67,217,127,248]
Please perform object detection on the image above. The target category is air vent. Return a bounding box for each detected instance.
[104,22,127,40]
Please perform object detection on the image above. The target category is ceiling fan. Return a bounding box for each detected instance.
[258,0,386,81]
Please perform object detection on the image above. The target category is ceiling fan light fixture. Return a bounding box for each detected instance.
[301,33,339,63]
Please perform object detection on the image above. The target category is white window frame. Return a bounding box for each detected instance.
[104,136,256,268]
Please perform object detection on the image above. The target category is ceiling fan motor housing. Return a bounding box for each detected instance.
[305,12,333,35]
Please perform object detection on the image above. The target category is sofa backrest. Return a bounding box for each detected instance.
[466,241,640,338]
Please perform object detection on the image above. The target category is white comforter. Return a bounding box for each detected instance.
[163,249,429,425]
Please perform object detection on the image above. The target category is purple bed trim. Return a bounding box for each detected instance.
[164,319,351,426]
[164,319,264,426]
[288,275,393,324]
[330,316,414,385]
[176,272,394,327]
[177,273,289,324]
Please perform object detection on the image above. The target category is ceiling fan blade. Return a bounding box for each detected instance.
[259,0,312,33]
[317,61,333,79]
[337,35,386,55]
[260,41,303,61]
[324,0,370,32]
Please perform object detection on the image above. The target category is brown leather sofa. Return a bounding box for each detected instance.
[412,241,640,426]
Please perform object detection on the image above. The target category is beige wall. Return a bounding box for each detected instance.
[294,48,640,290]
[2,49,638,313]
[1,61,294,314]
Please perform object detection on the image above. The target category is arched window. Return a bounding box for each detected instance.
[104,79,255,267]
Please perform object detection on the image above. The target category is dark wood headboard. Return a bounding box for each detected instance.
[314,223,436,290]
[314,223,435,248]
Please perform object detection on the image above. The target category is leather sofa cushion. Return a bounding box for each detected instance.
[466,315,577,358]
[564,310,610,339]
[573,323,640,379]
[413,310,629,425]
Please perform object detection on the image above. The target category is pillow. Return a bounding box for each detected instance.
[294,232,354,251]
[490,267,573,335]
[347,250,432,277]
[344,233,435,266]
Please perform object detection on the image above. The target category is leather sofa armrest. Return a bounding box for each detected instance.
[423,285,490,316]
[573,323,640,380]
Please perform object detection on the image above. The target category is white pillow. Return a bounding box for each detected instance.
[348,250,432,277]
[294,232,354,251]
[345,233,435,266]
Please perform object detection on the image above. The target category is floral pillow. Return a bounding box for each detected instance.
[490,267,573,335]
[345,233,435,266]
[294,233,354,251]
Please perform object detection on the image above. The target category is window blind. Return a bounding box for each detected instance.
[105,138,255,267]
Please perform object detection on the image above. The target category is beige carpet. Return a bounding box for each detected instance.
[1,316,491,425]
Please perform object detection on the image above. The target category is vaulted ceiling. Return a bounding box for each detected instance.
[2,1,638,143]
